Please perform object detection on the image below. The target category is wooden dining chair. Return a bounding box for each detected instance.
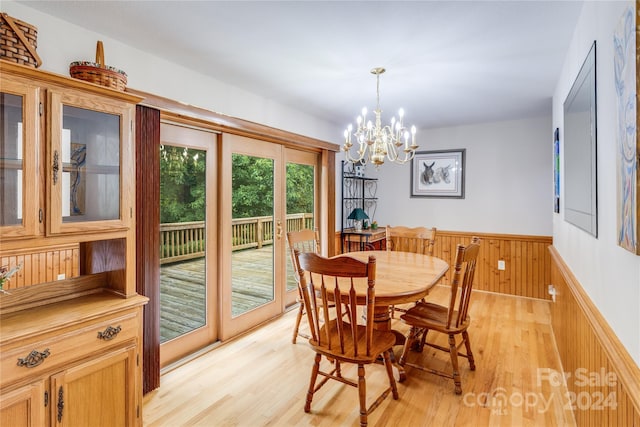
[385,225,437,317]
[294,250,399,427]
[398,237,481,394]
[286,229,321,344]
[385,225,437,255]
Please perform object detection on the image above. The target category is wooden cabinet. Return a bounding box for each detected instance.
[0,61,147,426]
[47,87,134,235]
[0,294,146,427]
[0,60,142,295]
[51,346,137,427]
[0,76,40,239]
[0,380,46,427]
[1,60,137,239]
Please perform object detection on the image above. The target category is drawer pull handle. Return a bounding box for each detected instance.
[57,386,64,422]
[52,150,59,185]
[97,325,122,341]
[17,348,50,368]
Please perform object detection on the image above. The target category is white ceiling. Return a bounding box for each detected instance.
[20,0,584,130]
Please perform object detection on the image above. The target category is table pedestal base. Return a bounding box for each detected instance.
[374,306,407,382]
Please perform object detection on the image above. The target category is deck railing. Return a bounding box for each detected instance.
[160,213,313,264]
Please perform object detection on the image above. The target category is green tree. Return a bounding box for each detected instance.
[160,149,314,223]
[286,163,314,214]
[232,154,274,218]
[160,145,206,223]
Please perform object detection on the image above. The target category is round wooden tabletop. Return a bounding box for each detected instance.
[335,250,449,306]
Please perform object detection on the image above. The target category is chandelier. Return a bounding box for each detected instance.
[342,67,418,166]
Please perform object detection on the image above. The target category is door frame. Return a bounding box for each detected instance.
[159,122,219,366]
[219,134,285,340]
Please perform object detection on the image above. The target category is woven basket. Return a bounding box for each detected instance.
[70,41,127,91]
[0,13,42,67]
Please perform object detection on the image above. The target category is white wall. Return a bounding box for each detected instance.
[552,0,640,364]
[3,1,337,143]
[343,116,553,236]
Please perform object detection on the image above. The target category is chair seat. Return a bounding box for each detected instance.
[310,319,397,363]
[400,301,470,333]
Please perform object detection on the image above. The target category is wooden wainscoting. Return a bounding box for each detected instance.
[0,243,80,290]
[335,230,552,299]
[549,246,640,426]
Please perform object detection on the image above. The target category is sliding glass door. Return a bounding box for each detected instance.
[159,123,218,365]
[220,135,282,339]
[220,135,319,339]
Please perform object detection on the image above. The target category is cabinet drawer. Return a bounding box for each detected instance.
[0,311,138,387]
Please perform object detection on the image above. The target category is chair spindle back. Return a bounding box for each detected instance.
[295,251,376,357]
[447,237,481,329]
[286,229,320,283]
[385,226,437,255]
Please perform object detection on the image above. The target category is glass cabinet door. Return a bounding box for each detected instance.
[48,89,134,234]
[0,80,39,238]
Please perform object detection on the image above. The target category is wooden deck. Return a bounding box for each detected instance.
[160,246,286,342]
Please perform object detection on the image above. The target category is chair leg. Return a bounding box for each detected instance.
[448,334,462,395]
[383,350,399,400]
[417,328,429,352]
[292,302,305,344]
[399,326,420,365]
[463,330,476,371]
[357,364,367,427]
[305,353,321,413]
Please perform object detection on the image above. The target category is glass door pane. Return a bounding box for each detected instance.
[221,134,282,341]
[0,81,38,239]
[61,105,120,223]
[231,153,275,317]
[159,145,207,342]
[285,161,316,294]
[0,93,24,227]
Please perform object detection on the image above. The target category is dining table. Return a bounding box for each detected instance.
[334,250,449,380]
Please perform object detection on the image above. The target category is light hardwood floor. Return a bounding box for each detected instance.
[143,287,576,426]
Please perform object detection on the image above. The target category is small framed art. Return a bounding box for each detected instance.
[410,149,465,198]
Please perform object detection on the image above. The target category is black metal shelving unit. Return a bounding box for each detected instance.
[341,161,379,252]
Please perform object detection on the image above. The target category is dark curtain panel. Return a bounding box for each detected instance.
[135,105,161,394]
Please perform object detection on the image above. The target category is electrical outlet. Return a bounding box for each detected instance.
[57,273,66,280]
[497,260,505,270]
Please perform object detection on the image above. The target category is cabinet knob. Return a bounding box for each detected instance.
[17,348,50,368]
